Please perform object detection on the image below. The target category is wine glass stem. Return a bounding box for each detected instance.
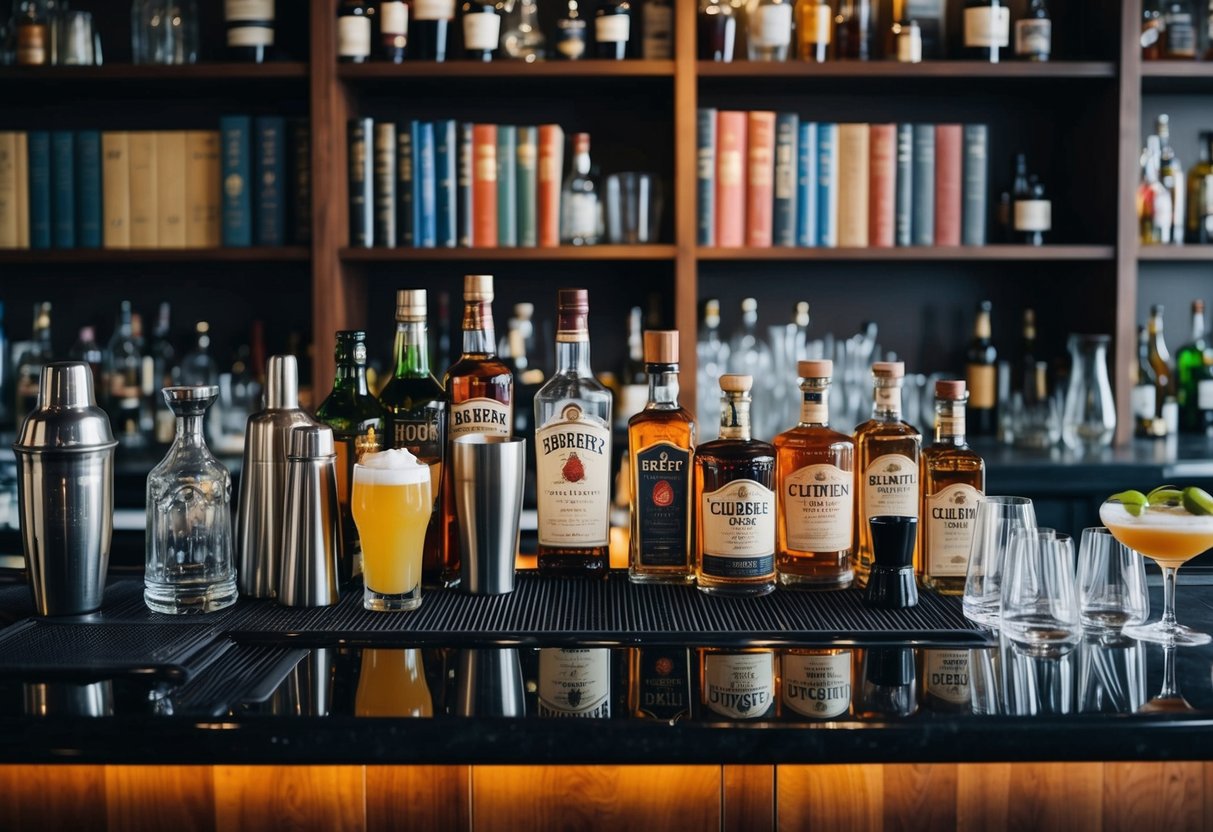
[1161,565,1179,631]
[1161,645,1178,700]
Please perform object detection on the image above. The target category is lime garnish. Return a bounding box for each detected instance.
[1110,490,1149,516]
[1146,487,1183,507]
[1182,487,1213,516]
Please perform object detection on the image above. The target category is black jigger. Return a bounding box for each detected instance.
[865,516,919,609]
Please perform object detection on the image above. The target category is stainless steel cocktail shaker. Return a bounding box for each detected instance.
[13,362,117,616]
[278,424,342,607]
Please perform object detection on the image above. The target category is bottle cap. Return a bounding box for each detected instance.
[395,289,427,322]
[872,361,905,378]
[514,302,534,319]
[334,330,368,365]
[935,379,966,399]
[798,359,832,378]
[719,374,753,393]
[1195,299,1206,313]
[556,289,590,341]
[794,301,810,327]
[741,297,757,314]
[464,274,494,302]
[643,330,678,364]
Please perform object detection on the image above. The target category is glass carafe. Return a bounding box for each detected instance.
[1061,334,1116,451]
[145,385,237,614]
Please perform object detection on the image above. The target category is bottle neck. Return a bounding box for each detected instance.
[176,413,206,448]
[555,336,592,377]
[574,149,590,175]
[934,399,967,446]
[1192,310,1206,342]
[872,381,903,420]
[332,361,370,396]
[719,393,752,441]
[646,364,680,408]
[462,300,497,356]
[394,321,430,377]
[798,381,830,427]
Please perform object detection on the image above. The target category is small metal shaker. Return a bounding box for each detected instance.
[278,424,342,607]
[236,355,317,599]
[13,362,117,616]
[453,435,526,595]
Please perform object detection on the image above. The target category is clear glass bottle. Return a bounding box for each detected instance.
[70,326,104,401]
[105,300,147,448]
[561,133,601,245]
[696,299,730,442]
[461,0,502,61]
[726,297,776,440]
[1157,114,1186,246]
[1139,135,1174,244]
[132,0,199,65]
[1185,131,1213,243]
[834,0,876,60]
[145,385,237,614]
[1061,334,1117,450]
[502,0,546,61]
[747,0,792,60]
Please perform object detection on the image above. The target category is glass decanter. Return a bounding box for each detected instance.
[145,385,237,614]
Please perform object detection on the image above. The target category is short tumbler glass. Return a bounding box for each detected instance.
[1000,528,1081,656]
[1076,527,1149,635]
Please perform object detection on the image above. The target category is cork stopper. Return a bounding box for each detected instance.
[798,359,832,378]
[464,274,494,301]
[1195,299,1206,313]
[514,302,534,319]
[643,330,679,364]
[395,289,427,322]
[935,379,966,400]
[719,374,753,393]
[556,288,590,341]
[872,361,905,378]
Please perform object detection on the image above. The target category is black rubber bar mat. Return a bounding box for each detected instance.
[169,642,309,717]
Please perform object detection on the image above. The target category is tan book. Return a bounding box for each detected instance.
[0,133,18,248]
[156,131,187,248]
[837,123,871,248]
[185,131,221,247]
[102,132,131,248]
[14,132,29,248]
[128,132,158,248]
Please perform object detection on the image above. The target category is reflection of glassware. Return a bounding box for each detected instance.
[132,0,198,64]
[1078,634,1146,714]
[144,386,237,614]
[855,647,917,719]
[1061,334,1116,451]
[1101,499,1213,646]
[59,10,98,65]
[962,496,1037,626]
[1001,632,1075,716]
[1076,526,1149,634]
[501,0,547,61]
[1139,643,1194,713]
[969,646,1002,715]
[352,459,432,611]
[1000,528,1081,656]
[355,648,433,717]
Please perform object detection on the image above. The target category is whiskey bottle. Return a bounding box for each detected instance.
[1163,0,1198,58]
[918,380,984,595]
[853,361,921,589]
[794,0,830,62]
[555,0,588,59]
[535,289,612,576]
[1139,136,1173,244]
[628,330,695,584]
[641,0,673,58]
[1133,324,1161,438]
[628,647,692,721]
[1143,0,1164,59]
[105,300,147,448]
[461,0,502,61]
[1147,304,1175,433]
[779,648,853,721]
[412,0,455,60]
[379,0,409,61]
[441,275,514,586]
[1013,0,1050,61]
[337,0,374,63]
[537,648,614,718]
[963,0,1009,63]
[1185,131,1213,243]
[698,648,776,721]
[834,0,876,60]
[699,0,738,62]
[14,1,48,66]
[694,374,777,596]
[965,301,997,436]
[224,0,275,63]
[378,290,447,585]
[594,0,632,60]
[774,359,854,589]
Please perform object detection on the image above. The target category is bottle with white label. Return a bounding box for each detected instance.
[461,0,502,61]
[642,0,673,58]
[853,362,921,589]
[561,133,601,245]
[412,0,456,60]
[379,0,409,61]
[918,380,984,595]
[774,360,855,589]
[894,18,922,63]
[337,0,374,63]
[699,649,776,720]
[594,0,633,59]
[963,0,1009,63]
[694,373,777,596]
[1014,177,1051,246]
[1013,0,1050,61]
[225,0,275,63]
[537,648,614,718]
[555,0,588,59]
[780,649,853,721]
[747,0,793,61]
[535,289,612,577]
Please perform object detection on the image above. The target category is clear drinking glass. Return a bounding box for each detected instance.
[1061,334,1116,451]
[605,172,662,244]
[1076,527,1149,634]
[1000,528,1081,656]
[1078,633,1146,714]
[962,496,1038,626]
[144,386,237,614]
[351,461,432,611]
[59,11,96,65]
[132,0,198,65]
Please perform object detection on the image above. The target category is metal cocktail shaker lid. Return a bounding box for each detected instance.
[288,424,336,459]
[13,362,117,453]
[265,354,300,410]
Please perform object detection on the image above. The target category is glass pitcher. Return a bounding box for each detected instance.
[1061,334,1116,451]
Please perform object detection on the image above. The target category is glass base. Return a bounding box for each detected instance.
[1123,620,1212,646]
[144,577,237,615]
[962,600,1001,629]
[364,583,422,612]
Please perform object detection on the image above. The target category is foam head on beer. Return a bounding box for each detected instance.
[355,447,431,485]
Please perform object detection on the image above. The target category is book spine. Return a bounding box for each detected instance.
[373,122,397,248]
[773,112,798,247]
[0,134,16,248]
[817,123,838,247]
[101,133,131,249]
[868,123,896,248]
[962,124,989,246]
[347,117,373,248]
[220,117,252,247]
[715,111,747,248]
[14,134,28,248]
[51,131,76,249]
[28,131,51,249]
[75,130,102,249]
[934,123,962,246]
[796,122,817,247]
[516,125,538,247]
[253,117,285,247]
[435,120,457,248]
[396,124,414,247]
[537,124,563,247]
[496,125,517,247]
[697,107,716,246]
[836,123,869,248]
[911,124,936,246]
[128,131,158,248]
[155,132,187,248]
[457,122,474,247]
[472,123,498,247]
[746,112,775,247]
[895,123,914,246]
[415,121,437,248]
[185,131,215,247]
[290,120,312,245]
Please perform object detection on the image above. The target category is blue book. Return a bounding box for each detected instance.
[795,122,817,247]
[75,130,102,249]
[220,115,253,247]
[816,123,838,247]
[696,108,716,246]
[253,116,285,246]
[411,121,437,248]
[396,123,413,246]
[434,120,457,248]
[773,113,798,247]
[27,131,51,250]
[51,131,75,249]
[911,124,935,246]
[962,124,989,246]
[457,122,473,248]
[895,124,913,247]
[496,125,517,247]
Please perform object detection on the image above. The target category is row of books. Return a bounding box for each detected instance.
[0,119,310,250]
[349,118,566,249]
[697,111,989,248]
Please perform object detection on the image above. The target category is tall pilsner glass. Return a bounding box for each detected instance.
[351,453,432,612]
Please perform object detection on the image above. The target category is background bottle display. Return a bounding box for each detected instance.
[379,0,408,61]
[561,133,601,245]
[105,300,146,448]
[594,0,632,60]
[224,0,275,63]
[1014,0,1050,60]
[1163,0,1198,58]
[699,0,738,62]
[337,0,374,63]
[642,0,673,58]
[461,0,501,61]
[834,0,876,60]
[1185,131,1213,243]
[555,0,588,59]
[412,0,455,60]
[1156,115,1186,246]
[965,301,997,437]
[963,0,1009,62]
[1177,300,1211,433]
[794,0,830,61]
[696,300,730,442]
[747,0,792,61]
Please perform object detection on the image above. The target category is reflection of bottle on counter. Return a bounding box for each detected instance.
[855,647,918,720]
[628,648,693,722]
[355,648,434,718]
[698,648,776,721]
[779,648,853,721]
[537,648,613,718]
[919,649,972,714]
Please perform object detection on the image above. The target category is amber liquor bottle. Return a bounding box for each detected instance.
[774,359,854,589]
[441,275,514,586]
[694,374,777,596]
[919,380,985,595]
[965,301,998,436]
[853,361,921,589]
[535,289,613,576]
[628,330,695,584]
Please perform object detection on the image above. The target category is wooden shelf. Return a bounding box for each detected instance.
[1138,245,1213,261]
[341,245,676,262]
[697,60,1117,80]
[0,62,308,82]
[696,245,1115,261]
[0,247,310,264]
[1141,61,1213,92]
[338,60,675,81]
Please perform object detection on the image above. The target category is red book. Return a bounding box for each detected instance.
[714,111,747,248]
[746,111,776,247]
[868,124,896,248]
[537,124,564,248]
[472,124,498,247]
[934,124,962,247]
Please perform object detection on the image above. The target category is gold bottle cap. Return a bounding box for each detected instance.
[395,289,427,322]
[643,330,679,364]
[719,373,753,393]
[464,274,494,301]
[798,359,832,378]
[935,379,966,399]
[872,361,905,379]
